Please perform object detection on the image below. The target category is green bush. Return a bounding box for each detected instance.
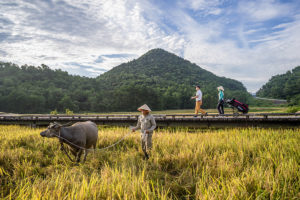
[50,109,58,115]
[286,106,300,113]
[65,108,74,115]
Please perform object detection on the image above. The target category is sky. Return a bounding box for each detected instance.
[0,0,300,92]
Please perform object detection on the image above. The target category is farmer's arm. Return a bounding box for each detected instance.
[132,117,141,132]
[146,116,156,133]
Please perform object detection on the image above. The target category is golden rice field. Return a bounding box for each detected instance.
[0,125,299,199]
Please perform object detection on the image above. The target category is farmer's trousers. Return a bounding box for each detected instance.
[195,100,206,115]
[141,132,152,154]
[217,99,224,114]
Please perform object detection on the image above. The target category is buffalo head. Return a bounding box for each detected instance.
[40,122,62,138]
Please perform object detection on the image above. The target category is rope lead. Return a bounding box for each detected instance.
[56,131,133,151]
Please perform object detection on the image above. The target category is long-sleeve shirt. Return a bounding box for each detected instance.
[218,90,224,100]
[132,114,156,133]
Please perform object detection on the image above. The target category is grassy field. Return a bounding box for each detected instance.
[151,107,288,114]
[0,125,299,199]
[86,106,289,115]
[0,106,290,115]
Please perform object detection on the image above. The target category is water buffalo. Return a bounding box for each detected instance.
[40,121,98,162]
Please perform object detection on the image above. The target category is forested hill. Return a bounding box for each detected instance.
[256,66,300,105]
[97,49,246,91]
[95,48,250,110]
[0,49,250,113]
[0,63,96,113]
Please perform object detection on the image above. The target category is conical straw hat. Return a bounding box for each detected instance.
[137,104,152,111]
[217,86,224,91]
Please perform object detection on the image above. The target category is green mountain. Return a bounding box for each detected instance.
[0,49,250,113]
[95,48,250,111]
[256,66,300,105]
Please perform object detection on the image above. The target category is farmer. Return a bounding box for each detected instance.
[191,85,207,117]
[217,86,224,114]
[131,104,156,160]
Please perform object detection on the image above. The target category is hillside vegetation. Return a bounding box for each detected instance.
[96,49,250,111]
[0,126,299,199]
[0,49,251,113]
[257,66,300,105]
[0,63,96,113]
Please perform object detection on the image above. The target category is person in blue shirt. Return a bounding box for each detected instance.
[217,86,224,114]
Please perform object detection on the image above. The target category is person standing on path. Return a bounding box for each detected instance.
[131,104,156,160]
[217,86,225,114]
[191,85,207,117]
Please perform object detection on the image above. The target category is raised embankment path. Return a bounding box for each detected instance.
[1,113,300,128]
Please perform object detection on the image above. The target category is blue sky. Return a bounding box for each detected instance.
[0,0,300,92]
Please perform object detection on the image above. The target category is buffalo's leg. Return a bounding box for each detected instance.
[83,150,88,162]
[76,149,83,162]
[93,143,96,153]
[70,148,77,156]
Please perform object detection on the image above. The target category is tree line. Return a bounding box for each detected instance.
[256,66,300,105]
[0,49,255,113]
[0,62,253,113]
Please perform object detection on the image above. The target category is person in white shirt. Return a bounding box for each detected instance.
[191,85,207,116]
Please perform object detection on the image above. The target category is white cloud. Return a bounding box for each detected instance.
[238,0,293,21]
[0,0,299,92]
[0,0,185,76]
[184,16,300,92]
[180,0,223,12]
[162,1,300,92]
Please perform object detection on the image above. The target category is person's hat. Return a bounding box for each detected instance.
[137,104,152,112]
[217,86,224,91]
